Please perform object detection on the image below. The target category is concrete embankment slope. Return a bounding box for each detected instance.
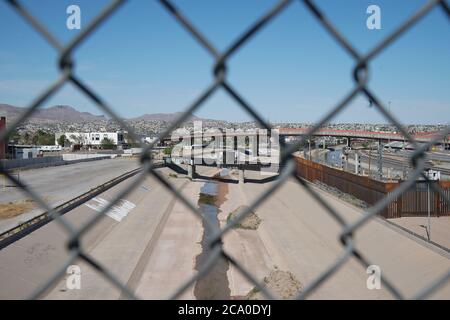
[133,167,220,299]
[233,171,450,299]
[0,168,187,299]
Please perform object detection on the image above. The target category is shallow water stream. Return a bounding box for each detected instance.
[193,171,231,300]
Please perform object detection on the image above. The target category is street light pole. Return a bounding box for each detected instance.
[309,139,311,161]
[425,170,439,242]
[427,181,431,242]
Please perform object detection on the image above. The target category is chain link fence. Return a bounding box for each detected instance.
[1,0,449,300]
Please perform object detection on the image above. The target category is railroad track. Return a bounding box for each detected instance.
[360,152,450,176]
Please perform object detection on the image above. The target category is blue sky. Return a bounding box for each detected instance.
[0,0,449,124]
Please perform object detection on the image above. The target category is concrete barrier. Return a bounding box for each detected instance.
[0,156,65,170]
[62,153,112,161]
[0,154,112,170]
[124,148,142,155]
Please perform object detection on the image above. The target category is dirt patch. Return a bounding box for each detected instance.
[198,193,216,205]
[314,181,369,209]
[0,199,35,220]
[246,270,303,300]
[227,205,261,230]
[230,170,239,176]
[214,177,229,208]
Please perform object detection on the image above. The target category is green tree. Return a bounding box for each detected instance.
[57,134,68,147]
[70,134,84,146]
[36,130,55,145]
[163,145,174,155]
[124,132,140,148]
[31,133,39,145]
[101,137,115,149]
[8,130,21,144]
[22,132,30,145]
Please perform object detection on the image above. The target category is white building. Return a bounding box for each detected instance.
[8,145,42,159]
[55,132,124,148]
[87,132,124,146]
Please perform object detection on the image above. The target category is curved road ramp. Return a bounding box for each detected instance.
[0,166,449,299]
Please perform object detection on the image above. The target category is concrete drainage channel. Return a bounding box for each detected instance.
[0,163,165,250]
[194,169,231,300]
[193,168,304,300]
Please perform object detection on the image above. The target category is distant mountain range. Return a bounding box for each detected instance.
[0,104,206,124]
[128,112,202,122]
[0,104,107,123]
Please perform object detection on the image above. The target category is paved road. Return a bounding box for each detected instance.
[0,158,140,233]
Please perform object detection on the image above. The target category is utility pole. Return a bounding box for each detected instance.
[427,181,431,242]
[355,151,360,175]
[402,136,407,179]
[377,140,383,180]
[426,170,440,242]
[309,139,311,161]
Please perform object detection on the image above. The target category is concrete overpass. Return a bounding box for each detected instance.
[166,147,280,183]
[278,128,449,144]
[161,128,449,180]
[162,128,449,145]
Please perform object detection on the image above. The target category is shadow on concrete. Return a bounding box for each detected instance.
[166,163,188,175]
[195,174,239,184]
[244,175,280,184]
[166,163,279,184]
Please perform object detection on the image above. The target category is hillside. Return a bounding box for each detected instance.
[128,112,202,122]
[0,104,107,123]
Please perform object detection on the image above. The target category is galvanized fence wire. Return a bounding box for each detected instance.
[0,0,449,300]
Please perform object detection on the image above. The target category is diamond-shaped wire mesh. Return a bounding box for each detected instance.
[0,0,449,300]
